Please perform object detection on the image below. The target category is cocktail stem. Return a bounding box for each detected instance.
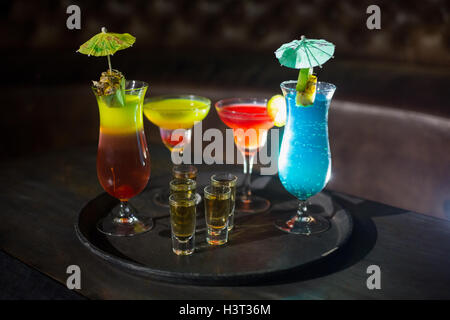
[114,200,136,224]
[296,200,315,223]
[242,151,255,200]
[297,200,308,217]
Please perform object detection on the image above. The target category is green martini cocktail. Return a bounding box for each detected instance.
[144,95,211,207]
[144,95,210,153]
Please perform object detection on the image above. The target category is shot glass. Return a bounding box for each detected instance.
[169,178,196,198]
[169,193,197,255]
[204,185,231,245]
[172,164,198,180]
[211,173,237,231]
[173,165,201,204]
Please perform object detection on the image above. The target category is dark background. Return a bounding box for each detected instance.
[0,0,449,219]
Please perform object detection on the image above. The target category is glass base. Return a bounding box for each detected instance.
[153,189,201,207]
[235,195,270,214]
[172,235,195,255]
[206,227,229,245]
[97,212,153,237]
[275,213,330,235]
[173,247,194,255]
[152,188,170,207]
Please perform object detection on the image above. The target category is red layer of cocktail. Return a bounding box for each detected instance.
[97,129,150,201]
[217,104,274,155]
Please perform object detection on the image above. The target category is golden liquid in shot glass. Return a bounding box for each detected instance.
[170,178,196,198]
[211,174,237,231]
[169,193,196,255]
[172,165,202,205]
[204,185,230,245]
[171,203,196,239]
[172,164,198,181]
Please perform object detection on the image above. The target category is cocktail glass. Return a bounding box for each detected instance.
[169,178,196,199]
[276,81,336,235]
[95,80,153,236]
[215,98,274,213]
[172,164,201,205]
[144,95,210,206]
[211,173,237,230]
[204,185,231,245]
[169,192,197,255]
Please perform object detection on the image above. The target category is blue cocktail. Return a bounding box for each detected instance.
[276,81,336,235]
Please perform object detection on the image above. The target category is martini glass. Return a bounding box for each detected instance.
[215,98,274,213]
[144,95,211,206]
[276,81,336,235]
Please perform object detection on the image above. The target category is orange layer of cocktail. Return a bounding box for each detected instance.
[216,104,274,154]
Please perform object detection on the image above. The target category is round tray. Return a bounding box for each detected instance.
[75,172,353,285]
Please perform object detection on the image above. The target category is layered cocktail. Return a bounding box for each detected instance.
[215,98,274,214]
[144,95,210,154]
[144,95,210,206]
[95,81,152,236]
[78,28,153,236]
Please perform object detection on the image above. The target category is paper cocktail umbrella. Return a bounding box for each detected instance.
[275,36,335,105]
[77,27,136,71]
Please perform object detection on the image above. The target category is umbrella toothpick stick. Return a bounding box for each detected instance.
[107,54,112,72]
[101,27,113,72]
[77,26,136,106]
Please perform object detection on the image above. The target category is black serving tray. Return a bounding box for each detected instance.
[75,172,353,285]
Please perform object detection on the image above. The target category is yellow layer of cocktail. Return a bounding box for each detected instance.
[97,94,144,134]
[143,96,210,130]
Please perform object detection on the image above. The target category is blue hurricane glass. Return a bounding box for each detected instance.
[276,81,336,235]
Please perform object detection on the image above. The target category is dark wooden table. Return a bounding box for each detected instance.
[1,145,449,299]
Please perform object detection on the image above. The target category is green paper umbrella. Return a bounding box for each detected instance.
[275,36,335,105]
[77,27,136,71]
[275,35,334,69]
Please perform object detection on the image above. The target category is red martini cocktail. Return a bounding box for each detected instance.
[215,98,274,214]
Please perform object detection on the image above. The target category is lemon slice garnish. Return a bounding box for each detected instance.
[267,94,286,127]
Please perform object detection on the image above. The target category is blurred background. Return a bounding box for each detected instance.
[0,0,449,219]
